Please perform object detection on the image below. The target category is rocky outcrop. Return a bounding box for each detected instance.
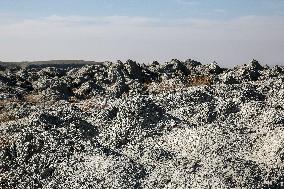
[0,59,284,188]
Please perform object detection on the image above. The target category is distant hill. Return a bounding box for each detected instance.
[0,60,103,69]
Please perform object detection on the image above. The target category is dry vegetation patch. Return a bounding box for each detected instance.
[68,96,79,103]
[23,94,42,104]
[189,75,213,86]
[145,75,213,94]
[0,99,19,123]
[77,99,109,112]
[0,98,19,107]
[0,114,16,123]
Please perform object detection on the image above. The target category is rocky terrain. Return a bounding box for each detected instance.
[0,59,284,189]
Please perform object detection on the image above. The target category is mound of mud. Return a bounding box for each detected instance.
[1,59,284,188]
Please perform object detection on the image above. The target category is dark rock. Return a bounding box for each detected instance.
[152,61,160,66]
[184,59,202,67]
[207,62,223,74]
[250,59,263,70]
[124,59,144,81]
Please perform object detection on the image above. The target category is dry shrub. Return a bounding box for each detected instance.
[189,75,213,86]
[79,99,108,112]
[143,80,152,89]
[147,82,182,94]
[81,100,96,111]
[146,75,213,94]
[0,98,18,123]
[68,96,79,103]
[0,114,16,123]
[144,80,152,85]
[156,83,178,92]
[23,94,42,104]
[0,98,19,107]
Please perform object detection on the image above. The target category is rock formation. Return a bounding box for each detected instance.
[0,59,284,188]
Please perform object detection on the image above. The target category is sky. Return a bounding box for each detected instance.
[0,0,284,66]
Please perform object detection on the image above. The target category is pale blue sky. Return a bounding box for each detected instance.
[0,0,284,66]
[1,0,284,19]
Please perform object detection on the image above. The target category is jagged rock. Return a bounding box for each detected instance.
[0,65,5,71]
[73,81,103,99]
[124,59,144,81]
[249,59,263,70]
[152,61,159,66]
[33,78,71,100]
[206,62,223,74]
[38,67,66,78]
[161,59,190,77]
[218,63,263,84]
[184,59,202,67]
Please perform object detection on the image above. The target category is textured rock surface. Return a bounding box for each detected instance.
[0,59,284,188]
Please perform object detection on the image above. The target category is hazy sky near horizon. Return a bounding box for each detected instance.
[0,0,284,66]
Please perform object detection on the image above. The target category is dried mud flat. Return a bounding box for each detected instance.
[0,59,284,189]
